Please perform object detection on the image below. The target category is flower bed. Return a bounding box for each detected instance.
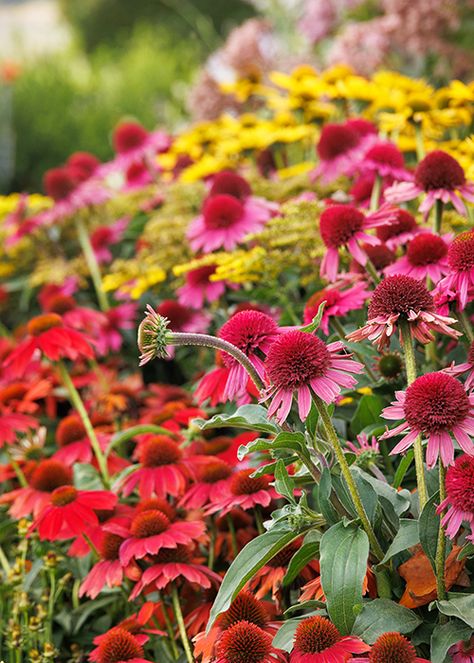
[0,65,473,662]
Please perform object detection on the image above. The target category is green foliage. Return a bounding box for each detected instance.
[10,25,199,192]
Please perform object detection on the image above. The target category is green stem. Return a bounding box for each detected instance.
[313,395,385,561]
[226,515,238,558]
[0,544,11,574]
[433,200,443,235]
[255,507,265,535]
[75,217,110,312]
[57,361,110,488]
[435,463,448,605]
[208,523,216,571]
[6,451,27,488]
[157,591,179,660]
[400,321,428,509]
[370,174,382,212]
[363,255,381,285]
[414,123,425,161]
[46,569,56,643]
[457,310,474,343]
[331,318,377,382]
[171,584,194,663]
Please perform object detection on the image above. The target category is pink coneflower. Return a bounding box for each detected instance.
[355,141,411,182]
[385,150,474,217]
[96,303,137,356]
[437,230,474,310]
[177,264,228,309]
[444,339,474,389]
[123,161,154,190]
[179,458,233,509]
[381,372,474,468]
[117,509,206,566]
[350,243,395,275]
[346,275,460,350]
[205,469,278,516]
[312,122,376,184]
[437,454,474,541]
[91,218,129,264]
[350,173,377,208]
[215,620,286,663]
[187,193,271,252]
[41,293,105,337]
[262,331,362,424]
[30,486,117,541]
[208,170,252,200]
[4,313,94,377]
[289,615,369,663]
[346,432,379,457]
[218,310,280,399]
[0,458,72,518]
[449,637,474,663]
[120,435,194,498]
[384,232,452,282]
[156,299,210,335]
[129,544,221,599]
[100,120,170,175]
[375,209,420,250]
[303,281,371,334]
[356,632,430,663]
[319,204,394,282]
[67,151,100,181]
[79,531,126,599]
[89,626,150,663]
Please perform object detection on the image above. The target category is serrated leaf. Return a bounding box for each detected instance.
[431,619,473,663]
[419,491,440,573]
[380,519,419,564]
[352,599,422,643]
[207,526,301,630]
[320,522,369,634]
[437,593,474,627]
[195,405,279,434]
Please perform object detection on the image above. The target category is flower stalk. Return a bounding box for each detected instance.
[75,217,110,312]
[435,463,448,606]
[171,584,194,663]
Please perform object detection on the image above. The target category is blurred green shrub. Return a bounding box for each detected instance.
[10,25,200,193]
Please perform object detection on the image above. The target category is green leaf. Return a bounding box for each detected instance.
[352,467,410,516]
[351,470,378,525]
[272,612,326,652]
[207,526,301,630]
[393,450,414,489]
[431,619,473,663]
[73,464,103,490]
[351,395,384,435]
[457,542,474,560]
[194,405,279,434]
[437,594,474,628]
[419,491,440,573]
[238,430,307,461]
[352,599,422,643]
[274,460,297,504]
[380,519,419,564]
[284,600,326,615]
[106,424,177,456]
[72,596,118,634]
[319,522,369,634]
[284,535,320,586]
[299,302,326,333]
[314,467,339,524]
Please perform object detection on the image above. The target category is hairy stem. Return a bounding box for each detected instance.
[435,463,448,606]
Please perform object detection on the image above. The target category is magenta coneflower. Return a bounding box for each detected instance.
[448,637,474,663]
[319,204,394,282]
[384,232,452,283]
[91,218,129,264]
[208,170,252,200]
[117,509,206,566]
[346,275,460,350]
[350,243,395,275]
[444,339,474,389]
[312,122,376,183]
[303,281,371,335]
[205,469,278,516]
[129,545,221,599]
[79,531,125,599]
[360,142,411,180]
[381,372,474,467]
[157,299,210,334]
[187,193,271,253]
[99,120,170,176]
[177,264,228,309]
[385,150,474,217]
[262,331,362,424]
[356,632,430,663]
[289,615,369,662]
[179,458,233,509]
[437,230,474,310]
[215,620,286,663]
[375,209,420,250]
[437,454,474,541]
[218,310,280,399]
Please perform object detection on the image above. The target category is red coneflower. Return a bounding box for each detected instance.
[346,275,460,350]
[89,626,150,663]
[67,151,100,182]
[116,509,206,566]
[385,232,451,283]
[0,411,37,446]
[289,615,369,662]
[262,331,362,424]
[0,458,72,518]
[179,458,233,509]
[215,620,286,663]
[381,372,474,467]
[319,204,394,282]
[4,313,94,377]
[385,150,474,217]
[247,539,306,603]
[356,631,430,663]
[195,351,259,407]
[437,454,474,542]
[205,469,278,516]
[44,167,77,201]
[129,544,221,599]
[30,486,117,541]
[79,531,126,599]
[437,230,474,310]
[120,435,195,498]
[375,209,420,250]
